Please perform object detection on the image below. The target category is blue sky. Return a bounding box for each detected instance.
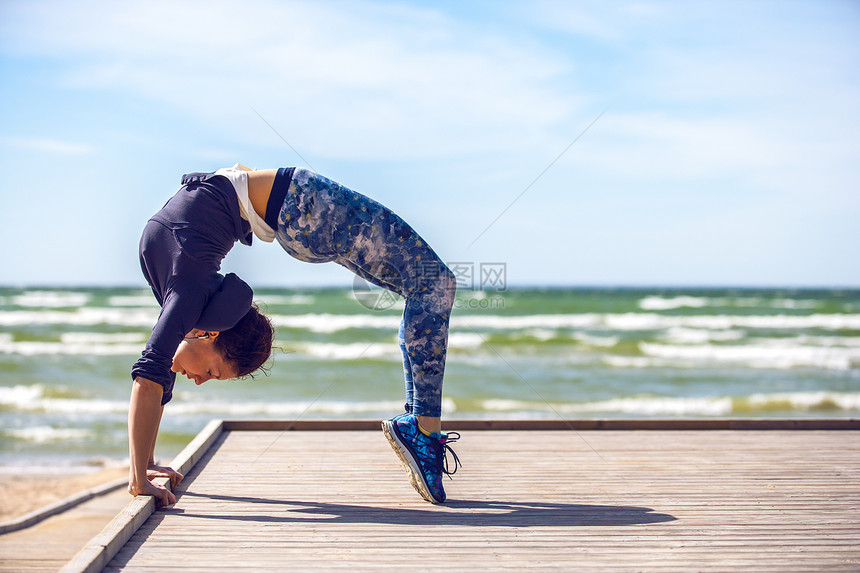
[1,0,858,288]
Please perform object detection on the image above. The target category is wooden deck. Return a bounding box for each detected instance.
[66,421,860,572]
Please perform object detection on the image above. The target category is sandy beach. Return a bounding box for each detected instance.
[0,466,128,523]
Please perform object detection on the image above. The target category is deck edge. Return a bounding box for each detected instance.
[221,418,860,431]
[60,419,226,573]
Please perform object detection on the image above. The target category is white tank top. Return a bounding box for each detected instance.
[215,164,275,243]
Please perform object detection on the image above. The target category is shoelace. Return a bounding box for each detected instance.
[439,431,462,477]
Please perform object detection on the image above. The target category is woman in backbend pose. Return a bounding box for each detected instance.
[130,164,459,506]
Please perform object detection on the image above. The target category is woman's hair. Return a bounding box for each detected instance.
[215,303,275,378]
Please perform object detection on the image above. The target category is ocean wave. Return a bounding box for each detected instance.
[743,392,860,412]
[170,396,458,416]
[269,313,400,332]
[285,334,483,361]
[524,328,558,341]
[661,327,746,344]
[60,332,148,344]
[5,426,94,443]
[288,342,399,361]
[0,459,129,474]
[639,295,710,310]
[0,386,128,414]
[107,295,159,307]
[2,307,859,333]
[482,397,733,416]
[0,337,143,356]
[167,398,447,417]
[0,307,158,327]
[0,384,458,416]
[639,295,821,311]
[10,290,91,308]
[481,391,860,417]
[454,313,860,331]
[573,332,620,347]
[256,294,316,306]
[448,332,485,348]
[639,341,860,370]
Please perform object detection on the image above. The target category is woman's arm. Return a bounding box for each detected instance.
[145,405,184,488]
[128,377,176,505]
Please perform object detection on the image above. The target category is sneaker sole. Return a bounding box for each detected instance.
[381,420,440,504]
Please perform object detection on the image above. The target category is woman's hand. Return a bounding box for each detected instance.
[147,464,184,490]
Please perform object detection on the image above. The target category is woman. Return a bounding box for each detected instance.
[129,164,459,506]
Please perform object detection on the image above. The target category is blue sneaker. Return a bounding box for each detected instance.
[381,414,461,504]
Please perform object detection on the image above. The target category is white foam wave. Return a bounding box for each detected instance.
[0,307,158,327]
[6,426,93,443]
[0,384,125,413]
[481,391,860,416]
[270,313,400,333]
[0,338,143,356]
[256,294,316,306]
[454,312,860,332]
[661,327,746,344]
[573,332,620,347]
[639,341,860,370]
[639,296,709,310]
[770,299,820,310]
[482,397,733,416]
[168,398,450,417]
[2,307,858,333]
[60,332,148,344]
[602,355,667,368]
[746,392,860,411]
[0,458,128,475]
[525,328,558,341]
[793,335,860,347]
[639,295,821,311]
[107,295,159,307]
[0,384,47,406]
[171,396,457,416]
[0,384,459,416]
[290,342,399,361]
[11,291,90,308]
[448,332,485,348]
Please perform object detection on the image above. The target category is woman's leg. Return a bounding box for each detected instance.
[277,168,456,419]
[399,265,456,430]
[398,320,415,413]
[274,169,460,504]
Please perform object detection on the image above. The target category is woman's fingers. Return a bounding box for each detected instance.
[148,465,184,488]
[169,470,184,489]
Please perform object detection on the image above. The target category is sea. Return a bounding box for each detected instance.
[1,285,859,473]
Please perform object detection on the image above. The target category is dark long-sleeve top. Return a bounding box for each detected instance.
[131,172,254,405]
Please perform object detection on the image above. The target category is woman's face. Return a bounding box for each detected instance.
[171,331,237,385]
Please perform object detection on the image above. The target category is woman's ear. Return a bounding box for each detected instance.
[186,329,219,340]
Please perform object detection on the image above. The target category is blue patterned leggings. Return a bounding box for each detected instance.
[275,168,456,417]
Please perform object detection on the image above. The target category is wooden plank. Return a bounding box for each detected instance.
[100,428,860,572]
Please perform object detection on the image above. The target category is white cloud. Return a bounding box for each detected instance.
[0,136,96,155]
[567,112,791,180]
[1,0,579,161]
